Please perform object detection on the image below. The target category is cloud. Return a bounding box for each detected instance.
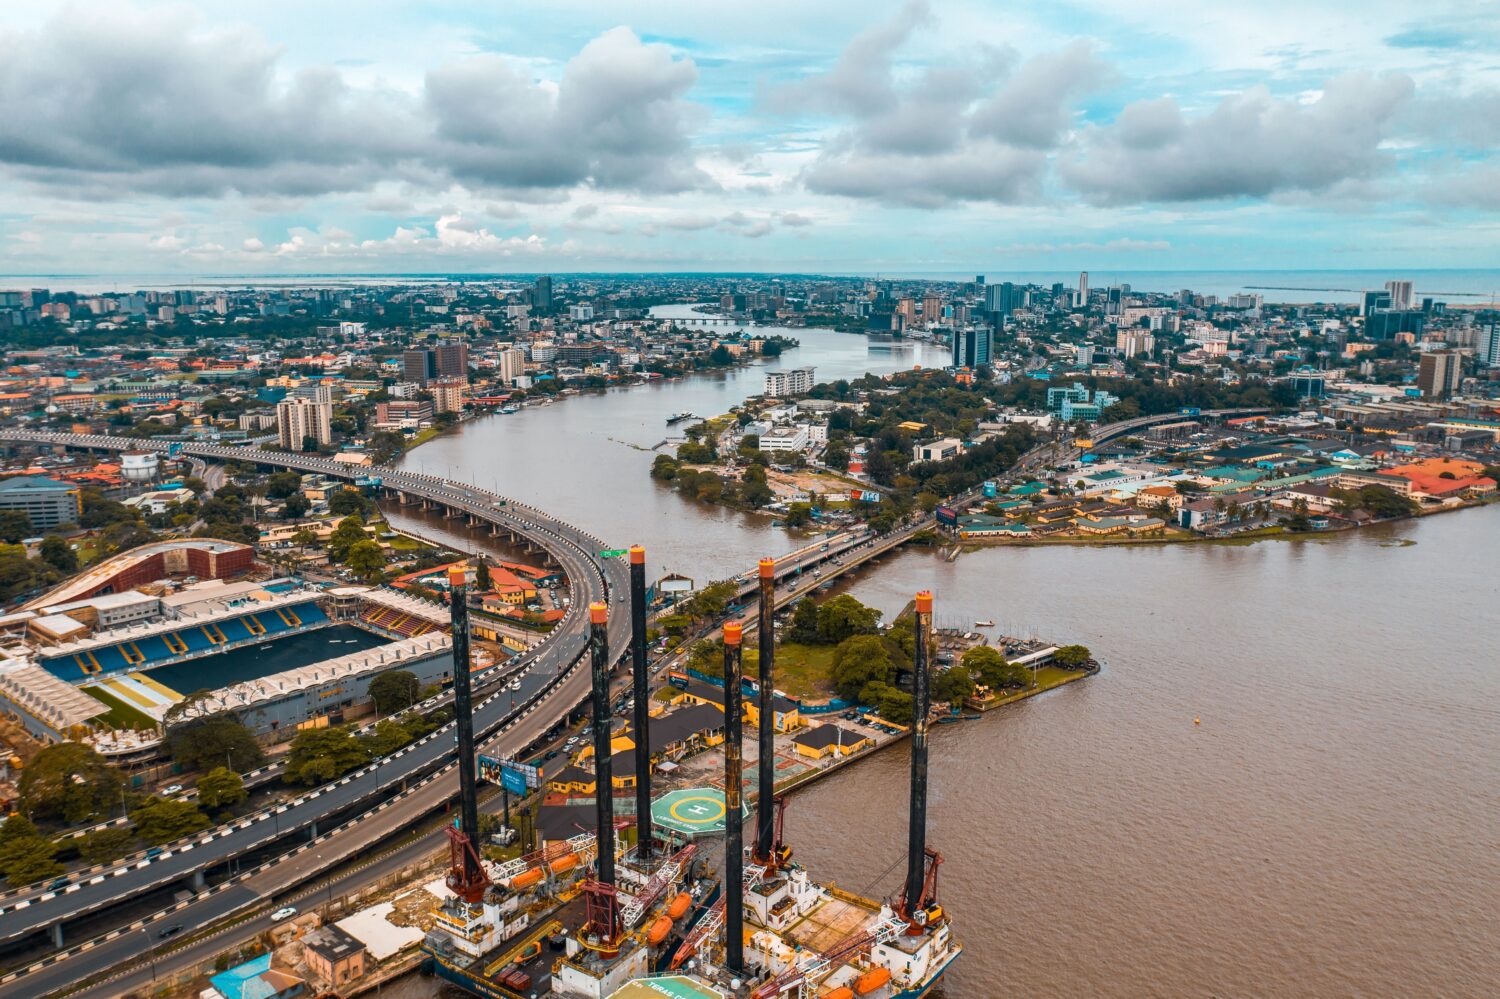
[776,3,1102,207]
[0,9,708,200]
[1060,72,1415,204]
[778,212,813,226]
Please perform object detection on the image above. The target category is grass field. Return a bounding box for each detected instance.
[82,686,159,730]
[971,664,1088,710]
[764,642,837,700]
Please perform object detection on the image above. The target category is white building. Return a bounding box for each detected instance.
[759,426,810,453]
[913,438,962,462]
[764,367,815,398]
[1116,331,1156,357]
[568,304,595,321]
[276,397,332,451]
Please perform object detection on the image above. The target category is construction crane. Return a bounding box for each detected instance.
[619,842,698,929]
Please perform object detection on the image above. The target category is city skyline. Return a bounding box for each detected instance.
[0,0,1497,274]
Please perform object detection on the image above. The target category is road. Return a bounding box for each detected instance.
[0,430,629,979]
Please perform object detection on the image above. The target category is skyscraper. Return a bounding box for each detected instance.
[533,275,553,313]
[277,397,332,450]
[1478,323,1500,368]
[1360,290,1393,317]
[984,282,1020,318]
[1417,351,1462,399]
[1075,271,1089,309]
[435,341,469,379]
[952,328,992,369]
[1384,279,1414,310]
[402,347,437,386]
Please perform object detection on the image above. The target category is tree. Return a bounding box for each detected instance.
[265,471,302,499]
[164,713,264,773]
[0,511,33,543]
[286,727,371,785]
[783,503,812,528]
[0,833,62,886]
[830,634,896,700]
[328,514,368,562]
[196,768,247,810]
[328,488,370,518]
[1053,644,1092,667]
[368,670,421,715]
[932,667,976,708]
[786,598,821,644]
[281,493,310,519]
[78,827,135,864]
[474,559,492,591]
[131,796,211,845]
[38,536,77,572]
[817,595,881,645]
[19,742,121,825]
[346,539,388,581]
[823,443,850,472]
[682,580,737,621]
[961,646,1027,689]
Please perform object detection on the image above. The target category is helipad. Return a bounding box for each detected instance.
[651,787,747,838]
[608,975,725,999]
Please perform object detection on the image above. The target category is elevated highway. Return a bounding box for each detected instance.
[0,430,630,967]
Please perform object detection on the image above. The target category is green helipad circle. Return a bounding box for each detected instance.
[652,788,746,838]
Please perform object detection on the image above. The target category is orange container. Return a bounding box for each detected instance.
[508,867,543,890]
[855,967,892,994]
[549,853,579,874]
[647,916,673,946]
[667,892,691,919]
[822,988,855,999]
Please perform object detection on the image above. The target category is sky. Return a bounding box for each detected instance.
[1,0,1498,276]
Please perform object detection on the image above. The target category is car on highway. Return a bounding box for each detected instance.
[157,923,184,939]
[272,906,298,922]
[162,784,184,795]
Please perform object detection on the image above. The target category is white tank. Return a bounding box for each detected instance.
[122,450,160,482]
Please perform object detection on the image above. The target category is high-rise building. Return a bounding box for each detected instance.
[1360,290,1393,317]
[1366,310,1425,341]
[1384,279,1414,310]
[984,282,1021,318]
[532,275,553,313]
[434,341,469,379]
[430,377,468,414]
[1478,324,1500,368]
[0,475,80,531]
[1417,351,1462,399]
[402,347,437,386]
[496,346,527,384]
[952,328,992,369]
[1075,271,1089,309]
[1116,331,1156,357]
[763,367,816,397]
[277,397,333,450]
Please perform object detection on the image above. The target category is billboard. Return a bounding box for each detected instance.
[935,505,960,527]
[982,480,998,498]
[478,755,540,793]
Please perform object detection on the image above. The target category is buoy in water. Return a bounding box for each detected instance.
[1194,717,1201,725]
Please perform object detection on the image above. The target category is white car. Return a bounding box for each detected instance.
[272,906,298,922]
[162,784,184,796]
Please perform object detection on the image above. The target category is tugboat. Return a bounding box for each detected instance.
[665,412,694,425]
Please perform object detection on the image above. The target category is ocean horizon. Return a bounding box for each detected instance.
[1,268,1497,305]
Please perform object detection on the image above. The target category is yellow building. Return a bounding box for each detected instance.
[791,723,873,760]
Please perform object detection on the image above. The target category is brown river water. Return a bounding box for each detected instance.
[388,308,1499,997]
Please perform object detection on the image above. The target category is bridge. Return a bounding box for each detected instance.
[0,431,631,983]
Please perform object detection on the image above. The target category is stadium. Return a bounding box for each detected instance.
[0,539,500,756]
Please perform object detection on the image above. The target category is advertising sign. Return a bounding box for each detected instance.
[478,755,540,792]
[935,505,959,527]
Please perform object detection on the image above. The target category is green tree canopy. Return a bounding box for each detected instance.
[38,536,77,573]
[346,539,388,581]
[368,670,422,715]
[0,831,62,886]
[328,514,368,562]
[817,595,881,645]
[786,598,821,644]
[328,488,371,518]
[131,796,211,845]
[932,666,976,707]
[0,511,33,544]
[265,471,302,499]
[196,767,247,811]
[164,714,264,773]
[19,742,121,825]
[78,827,135,865]
[830,634,897,701]
[1052,644,1092,667]
[287,726,371,786]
